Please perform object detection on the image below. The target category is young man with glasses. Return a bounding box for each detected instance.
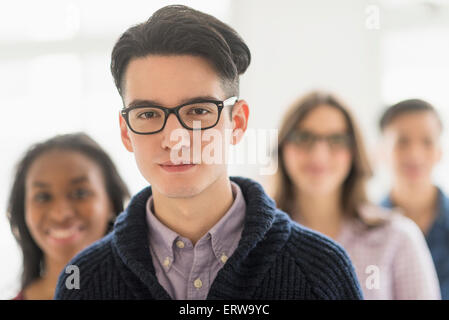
[54,5,362,300]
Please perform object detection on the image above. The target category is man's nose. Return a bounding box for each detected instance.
[407,142,425,161]
[161,113,191,150]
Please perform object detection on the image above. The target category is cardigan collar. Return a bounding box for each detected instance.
[111,176,291,299]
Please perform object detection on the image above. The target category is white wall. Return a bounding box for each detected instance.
[229,0,449,201]
[229,0,383,194]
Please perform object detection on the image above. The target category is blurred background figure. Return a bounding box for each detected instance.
[379,99,449,299]
[7,133,129,299]
[272,91,440,299]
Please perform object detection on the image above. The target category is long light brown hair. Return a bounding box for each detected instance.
[272,91,373,224]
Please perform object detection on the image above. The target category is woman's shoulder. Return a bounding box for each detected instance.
[359,204,422,237]
[358,203,397,225]
[346,204,424,245]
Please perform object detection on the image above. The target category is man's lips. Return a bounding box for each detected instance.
[401,164,424,176]
[158,161,197,172]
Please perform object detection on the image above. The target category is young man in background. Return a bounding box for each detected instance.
[379,99,449,299]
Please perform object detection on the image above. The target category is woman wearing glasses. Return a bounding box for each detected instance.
[272,91,440,299]
[7,133,129,299]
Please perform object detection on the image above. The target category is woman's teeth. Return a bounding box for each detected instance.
[48,226,81,239]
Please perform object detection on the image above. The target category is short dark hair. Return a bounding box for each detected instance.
[379,99,443,132]
[7,132,130,290]
[110,5,251,98]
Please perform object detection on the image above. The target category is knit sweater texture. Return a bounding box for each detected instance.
[54,176,363,300]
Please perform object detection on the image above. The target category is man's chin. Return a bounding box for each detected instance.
[400,175,429,186]
[160,188,201,199]
[149,165,226,199]
[153,179,203,199]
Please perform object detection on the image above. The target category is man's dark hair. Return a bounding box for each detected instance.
[110,5,251,99]
[379,99,443,132]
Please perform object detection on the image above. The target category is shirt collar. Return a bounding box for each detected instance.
[145,181,246,268]
[146,197,178,271]
[208,181,246,264]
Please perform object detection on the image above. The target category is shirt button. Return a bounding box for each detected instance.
[220,254,228,264]
[194,278,203,289]
[163,257,170,267]
[176,240,185,249]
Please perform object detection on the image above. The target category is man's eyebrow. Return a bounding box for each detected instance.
[127,99,161,108]
[126,96,221,108]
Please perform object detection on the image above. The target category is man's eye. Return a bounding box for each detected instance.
[423,138,434,147]
[137,111,158,119]
[189,108,210,115]
[397,138,409,146]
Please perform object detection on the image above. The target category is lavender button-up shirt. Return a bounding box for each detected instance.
[146,181,246,300]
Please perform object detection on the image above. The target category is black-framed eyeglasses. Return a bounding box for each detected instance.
[121,96,238,135]
[286,130,353,151]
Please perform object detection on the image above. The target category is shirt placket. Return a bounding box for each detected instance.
[187,237,211,300]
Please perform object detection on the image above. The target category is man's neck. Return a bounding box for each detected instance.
[292,189,343,240]
[152,174,234,245]
[390,180,438,233]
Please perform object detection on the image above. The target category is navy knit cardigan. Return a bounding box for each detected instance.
[54,176,363,300]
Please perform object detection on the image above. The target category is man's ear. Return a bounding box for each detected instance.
[231,99,249,145]
[119,112,134,152]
